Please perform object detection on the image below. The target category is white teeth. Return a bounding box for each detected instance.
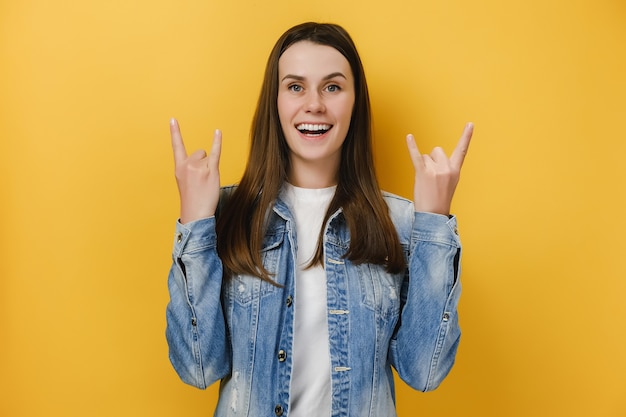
[296,123,331,132]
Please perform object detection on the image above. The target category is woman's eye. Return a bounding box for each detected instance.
[288,84,303,92]
[326,84,341,92]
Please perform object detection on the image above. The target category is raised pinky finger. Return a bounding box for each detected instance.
[406,134,425,170]
[207,129,222,169]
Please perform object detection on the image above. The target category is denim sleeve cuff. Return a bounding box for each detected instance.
[412,212,461,248]
[172,217,217,257]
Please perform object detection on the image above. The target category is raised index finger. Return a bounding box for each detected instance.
[170,118,187,164]
[450,122,474,168]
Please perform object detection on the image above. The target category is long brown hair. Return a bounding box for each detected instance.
[216,22,404,283]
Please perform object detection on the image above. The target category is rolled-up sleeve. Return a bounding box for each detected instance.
[165,217,231,389]
[389,211,462,391]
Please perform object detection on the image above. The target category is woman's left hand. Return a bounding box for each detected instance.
[406,123,473,216]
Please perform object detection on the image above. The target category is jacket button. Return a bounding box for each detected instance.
[442,312,450,322]
[176,232,182,243]
[274,404,284,416]
[286,295,293,307]
[278,349,286,362]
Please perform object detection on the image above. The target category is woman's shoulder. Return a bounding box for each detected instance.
[381,190,413,213]
[381,190,414,238]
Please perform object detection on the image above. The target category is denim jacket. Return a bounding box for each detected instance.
[166,187,462,417]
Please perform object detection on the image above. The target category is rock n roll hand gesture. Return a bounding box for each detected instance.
[169,118,472,222]
[170,118,222,224]
[406,123,473,216]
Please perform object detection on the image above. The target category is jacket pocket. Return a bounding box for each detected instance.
[227,229,285,306]
[357,264,403,319]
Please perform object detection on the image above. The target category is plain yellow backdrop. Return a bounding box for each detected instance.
[1,0,625,416]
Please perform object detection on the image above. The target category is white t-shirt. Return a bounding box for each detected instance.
[282,183,335,417]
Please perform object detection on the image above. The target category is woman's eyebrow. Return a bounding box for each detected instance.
[323,72,347,81]
[281,72,347,82]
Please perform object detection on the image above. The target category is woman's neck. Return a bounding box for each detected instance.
[288,159,339,188]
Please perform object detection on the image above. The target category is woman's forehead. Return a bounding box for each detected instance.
[278,41,351,79]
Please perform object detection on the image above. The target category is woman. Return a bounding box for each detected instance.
[166,22,473,417]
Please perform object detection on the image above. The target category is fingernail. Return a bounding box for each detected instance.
[170,118,177,126]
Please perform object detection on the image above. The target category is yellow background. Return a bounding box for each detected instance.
[1,0,625,416]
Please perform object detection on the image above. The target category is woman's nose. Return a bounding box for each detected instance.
[305,92,325,113]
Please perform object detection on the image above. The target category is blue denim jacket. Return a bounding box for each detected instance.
[166,187,461,417]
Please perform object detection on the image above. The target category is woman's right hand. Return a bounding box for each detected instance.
[170,118,222,224]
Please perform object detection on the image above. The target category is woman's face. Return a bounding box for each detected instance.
[277,41,355,185]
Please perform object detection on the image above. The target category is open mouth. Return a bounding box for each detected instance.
[296,123,332,137]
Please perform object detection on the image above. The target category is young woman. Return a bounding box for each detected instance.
[166,22,473,417]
